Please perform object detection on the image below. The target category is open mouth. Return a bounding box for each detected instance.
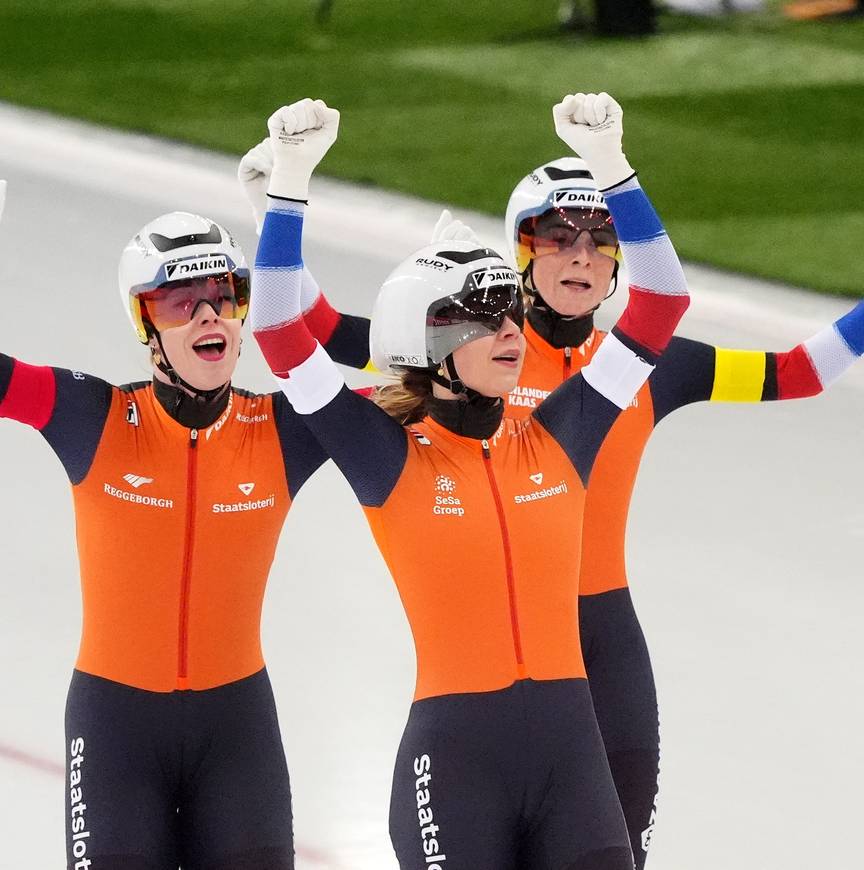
[493,350,520,366]
[561,278,592,291]
[192,335,228,362]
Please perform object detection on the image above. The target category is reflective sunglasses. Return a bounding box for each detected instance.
[518,208,621,264]
[133,272,250,334]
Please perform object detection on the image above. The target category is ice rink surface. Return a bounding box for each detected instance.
[0,104,862,869]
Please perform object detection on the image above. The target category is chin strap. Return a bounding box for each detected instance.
[424,355,504,439]
[429,354,489,404]
[151,330,231,404]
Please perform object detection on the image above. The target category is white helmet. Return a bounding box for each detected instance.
[504,157,618,281]
[370,240,524,375]
[118,212,249,344]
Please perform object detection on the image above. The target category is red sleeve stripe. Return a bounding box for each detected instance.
[253,318,317,379]
[614,286,690,357]
[303,293,341,346]
[0,361,57,430]
[775,344,823,399]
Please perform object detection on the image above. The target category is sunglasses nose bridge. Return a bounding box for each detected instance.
[189,297,221,320]
[569,229,596,250]
[496,313,522,337]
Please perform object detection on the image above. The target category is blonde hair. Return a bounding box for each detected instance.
[373,369,434,425]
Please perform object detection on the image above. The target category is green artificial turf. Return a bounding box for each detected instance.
[1,1,863,293]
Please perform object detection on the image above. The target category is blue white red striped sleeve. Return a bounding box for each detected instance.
[251,199,407,506]
[300,265,373,370]
[252,199,323,379]
[775,301,864,398]
[581,176,689,410]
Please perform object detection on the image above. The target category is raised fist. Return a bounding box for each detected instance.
[266,98,340,201]
[552,92,634,190]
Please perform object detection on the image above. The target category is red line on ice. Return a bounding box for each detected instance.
[0,742,65,777]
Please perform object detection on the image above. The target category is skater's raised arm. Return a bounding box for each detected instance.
[239,139,373,370]
[638,304,864,422]
[534,93,689,483]
[240,141,484,375]
[0,354,112,483]
[251,100,410,508]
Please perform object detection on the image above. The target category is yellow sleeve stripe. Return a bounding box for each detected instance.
[362,359,379,373]
[710,348,766,403]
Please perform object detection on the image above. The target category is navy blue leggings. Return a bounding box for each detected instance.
[389,678,633,870]
[581,588,660,870]
[64,668,294,869]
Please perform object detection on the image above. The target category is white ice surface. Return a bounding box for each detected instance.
[0,103,862,870]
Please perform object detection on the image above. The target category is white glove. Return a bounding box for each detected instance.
[238,139,273,235]
[0,180,6,224]
[430,208,481,245]
[552,92,634,191]
[267,98,340,201]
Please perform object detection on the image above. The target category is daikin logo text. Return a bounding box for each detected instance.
[165,256,228,280]
[470,268,518,291]
[552,189,605,207]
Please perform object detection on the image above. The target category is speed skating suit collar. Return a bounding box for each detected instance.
[152,376,232,429]
[527,294,595,350]
[425,394,504,440]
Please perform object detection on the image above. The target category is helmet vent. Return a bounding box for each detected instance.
[149,224,222,252]
[435,247,497,265]
[544,167,594,181]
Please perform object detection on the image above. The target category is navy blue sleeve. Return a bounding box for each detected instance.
[649,336,716,425]
[297,386,408,508]
[1,353,113,485]
[0,354,12,403]
[533,373,622,486]
[325,314,372,370]
[41,369,113,485]
[271,391,330,499]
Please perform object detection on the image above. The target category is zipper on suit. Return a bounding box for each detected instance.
[177,428,199,685]
[481,438,524,672]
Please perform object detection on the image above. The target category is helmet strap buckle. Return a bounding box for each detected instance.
[430,354,466,396]
[429,354,491,406]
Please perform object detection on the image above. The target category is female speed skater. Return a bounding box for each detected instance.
[250,93,690,868]
[497,154,864,867]
[239,114,864,870]
[0,194,368,866]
